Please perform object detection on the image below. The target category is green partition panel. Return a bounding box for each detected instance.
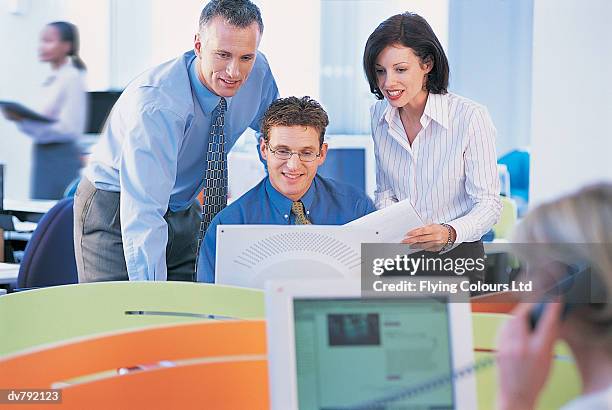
[0,282,264,357]
[472,313,580,409]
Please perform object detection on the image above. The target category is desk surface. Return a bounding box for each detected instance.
[0,263,19,285]
[2,199,57,214]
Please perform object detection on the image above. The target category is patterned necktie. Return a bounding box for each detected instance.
[291,201,312,225]
[195,97,227,273]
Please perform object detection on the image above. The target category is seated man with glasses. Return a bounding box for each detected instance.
[197,96,376,282]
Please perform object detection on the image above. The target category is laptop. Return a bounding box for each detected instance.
[265,278,477,409]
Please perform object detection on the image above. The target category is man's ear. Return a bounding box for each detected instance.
[194,33,202,57]
[318,143,329,165]
[260,137,268,160]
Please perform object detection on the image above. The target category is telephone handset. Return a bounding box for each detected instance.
[529,262,607,330]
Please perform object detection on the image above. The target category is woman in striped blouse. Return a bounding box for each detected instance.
[363,12,502,266]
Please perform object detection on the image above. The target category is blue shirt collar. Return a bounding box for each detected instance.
[187,54,233,115]
[264,176,317,217]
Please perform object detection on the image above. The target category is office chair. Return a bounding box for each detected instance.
[492,196,518,240]
[498,149,530,215]
[63,177,81,198]
[16,197,78,289]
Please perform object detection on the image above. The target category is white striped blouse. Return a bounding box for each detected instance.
[370,92,502,243]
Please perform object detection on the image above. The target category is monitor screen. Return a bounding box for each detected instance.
[317,148,366,193]
[87,91,122,134]
[293,298,454,410]
[0,163,4,210]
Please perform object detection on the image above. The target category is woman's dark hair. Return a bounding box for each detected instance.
[363,12,448,99]
[48,21,86,71]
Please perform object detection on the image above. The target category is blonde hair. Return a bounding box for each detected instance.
[513,183,612,340]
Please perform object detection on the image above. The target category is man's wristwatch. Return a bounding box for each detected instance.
[440,223,455,252]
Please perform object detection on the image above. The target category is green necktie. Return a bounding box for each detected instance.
[291,201,311,225]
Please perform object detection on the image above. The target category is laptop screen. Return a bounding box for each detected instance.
[293,297,454,410]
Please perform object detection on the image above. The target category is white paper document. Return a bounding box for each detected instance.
[344,199,424,243]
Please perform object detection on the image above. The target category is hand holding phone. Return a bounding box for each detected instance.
[530,301,572,330]
[529,263,600,330]
[496,302,562,410]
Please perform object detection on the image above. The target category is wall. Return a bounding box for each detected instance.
[529,0,612,205]
[150,0,202,69]
[63,0,111,89]
[320,0,448,135]
[110,0,152,89]
[448,0,534,157]
[256,0,321,99]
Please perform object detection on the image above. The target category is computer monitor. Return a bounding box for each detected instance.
[215,225,380,289]
[318,135,375,199]
[266,279,476,410]
[0,163,4,211]
[86,91,122,134]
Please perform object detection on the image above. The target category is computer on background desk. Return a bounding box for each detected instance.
[0,163,4,211]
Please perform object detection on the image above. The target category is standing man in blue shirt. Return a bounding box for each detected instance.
[198,96,376,283]
[74,0,279,282]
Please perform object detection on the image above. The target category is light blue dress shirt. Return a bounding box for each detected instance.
[198,175,376,283]
[83,50,279,281]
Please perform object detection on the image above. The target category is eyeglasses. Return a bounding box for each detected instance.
[267,144,321,162]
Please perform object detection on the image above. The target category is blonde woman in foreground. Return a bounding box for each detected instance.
[496,183,612,409]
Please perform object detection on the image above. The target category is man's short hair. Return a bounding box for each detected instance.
[199,0,264,33]
[261,97,330,147]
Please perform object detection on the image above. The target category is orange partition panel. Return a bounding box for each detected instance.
[471,291,519,313]
[0,360,269,410]
[60,360,269,410]
[0,320,266,389]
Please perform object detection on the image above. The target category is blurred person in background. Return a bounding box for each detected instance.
[2,21,87,200]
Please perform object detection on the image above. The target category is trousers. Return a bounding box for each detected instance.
[74,178,200,282]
